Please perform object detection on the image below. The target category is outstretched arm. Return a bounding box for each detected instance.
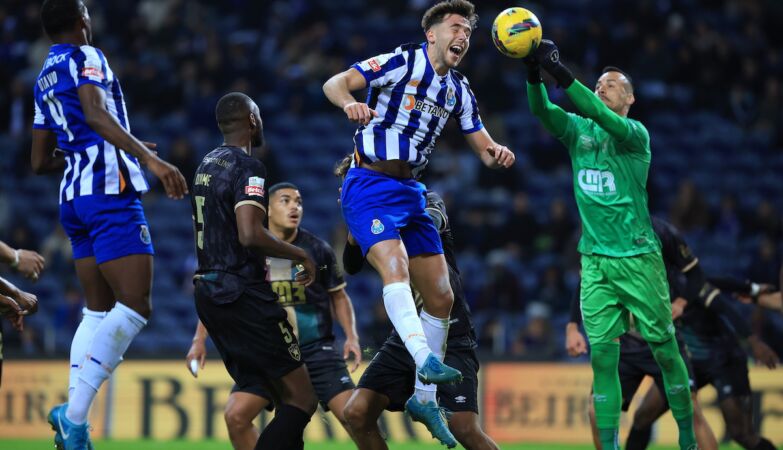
[526,81,570,138]
[565,81,632,142]
[530,40,635,143]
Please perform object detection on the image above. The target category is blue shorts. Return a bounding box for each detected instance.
[60,191,154,264]
[340,167,442,257]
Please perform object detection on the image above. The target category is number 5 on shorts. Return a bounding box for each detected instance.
[278,321,293,343]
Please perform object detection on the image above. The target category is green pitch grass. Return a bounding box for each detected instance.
[0,441,744,449]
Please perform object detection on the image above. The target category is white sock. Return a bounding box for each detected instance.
[420,310,449,360]
[414,310,450,404]
[69,308,107,402]
[66,302,146,424]
[382,282,430,368]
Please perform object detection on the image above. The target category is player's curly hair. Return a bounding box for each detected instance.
[41,0,85,38]
[334,154,353,179]
[421,0,478,32]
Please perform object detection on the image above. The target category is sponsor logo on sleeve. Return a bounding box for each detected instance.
[81,67,104,79]
[245,177,265,196]
[368,58,382,72]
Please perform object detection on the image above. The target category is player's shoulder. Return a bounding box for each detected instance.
[626,117,650,138]
[298,228,333,254]
[70,44,108,64]
[448,69,471,87]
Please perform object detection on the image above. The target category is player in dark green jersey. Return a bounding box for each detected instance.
[525,41,696,450]
[186,182,361,450]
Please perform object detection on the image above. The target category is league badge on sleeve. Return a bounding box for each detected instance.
[245,176,265,197]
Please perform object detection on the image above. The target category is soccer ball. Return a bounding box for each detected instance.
[491,7,542,59]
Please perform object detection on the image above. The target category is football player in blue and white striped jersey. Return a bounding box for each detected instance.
[31,1,188,449]
[323,1,514,447]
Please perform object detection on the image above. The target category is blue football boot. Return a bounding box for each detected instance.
[416,353,463,385]
[48,403,92,450]
[405,395,457,448]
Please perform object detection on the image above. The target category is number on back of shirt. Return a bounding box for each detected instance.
[44,90,74,141]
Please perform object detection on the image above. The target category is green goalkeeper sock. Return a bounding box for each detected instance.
[648,338,696,449]
[590,342,622,437]
[599,428,621,450]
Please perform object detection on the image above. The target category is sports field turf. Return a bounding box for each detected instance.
[0,441,744,449]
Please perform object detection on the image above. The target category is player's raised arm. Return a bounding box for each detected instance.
[532,40,642,147]
[525,59,570,138]
[323,68,377,126]
[77,84,188,199]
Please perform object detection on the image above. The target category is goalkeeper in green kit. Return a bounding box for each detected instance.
[524,40,697,450]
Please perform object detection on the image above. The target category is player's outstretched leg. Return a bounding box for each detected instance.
[628,384,718,450]
[590,342,622,450]
[225,392,267,450]
[254,365,317,450]
[69,257,114,402]
[410,253,461,386]
[343,388,391,450]
[719,395,776,450]
[366,241,461,384]
[648,338,697,450]
[448,411,499,450]
[65,255,151,441]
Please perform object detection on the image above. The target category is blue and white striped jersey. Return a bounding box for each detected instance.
[33,44,148,204]
[351,42,483,170]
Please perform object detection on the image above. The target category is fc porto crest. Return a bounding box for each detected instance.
[446,87,456,107]
[371,219,385,235]
[139,225,152,245]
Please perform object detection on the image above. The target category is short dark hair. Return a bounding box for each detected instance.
[41,0,85,38]
[602,66,634,93]
[269,182,299,197]
[215,92,252,134]
[421,0,478,32]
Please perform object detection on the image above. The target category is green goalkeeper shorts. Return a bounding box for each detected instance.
[580,251,675,345]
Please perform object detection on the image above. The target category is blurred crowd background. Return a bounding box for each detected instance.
[1,0,782,361]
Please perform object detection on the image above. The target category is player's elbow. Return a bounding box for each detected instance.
[237,228,257,249]
[30,156,47,175]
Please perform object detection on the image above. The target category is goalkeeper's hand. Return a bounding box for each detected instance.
[532,39,575,88]
[522,50,542,84]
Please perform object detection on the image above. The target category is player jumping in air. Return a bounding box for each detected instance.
[186,181,361,450]
[191,92,319,450]
[323,2,514,445]
[332,156,499,450]
[33,1,188,449]
[525,41,696,449]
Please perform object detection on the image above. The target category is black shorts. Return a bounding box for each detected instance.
[195,290,303,393]
[691,341,751,401]
[231,340,355,411]
[358,335,479,414]
[618,339,694,411]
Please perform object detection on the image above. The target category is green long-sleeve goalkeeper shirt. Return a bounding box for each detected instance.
[527,80,660,257]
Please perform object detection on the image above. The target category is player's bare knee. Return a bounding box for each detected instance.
[224,407,252,434]
[343,400,364,428]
